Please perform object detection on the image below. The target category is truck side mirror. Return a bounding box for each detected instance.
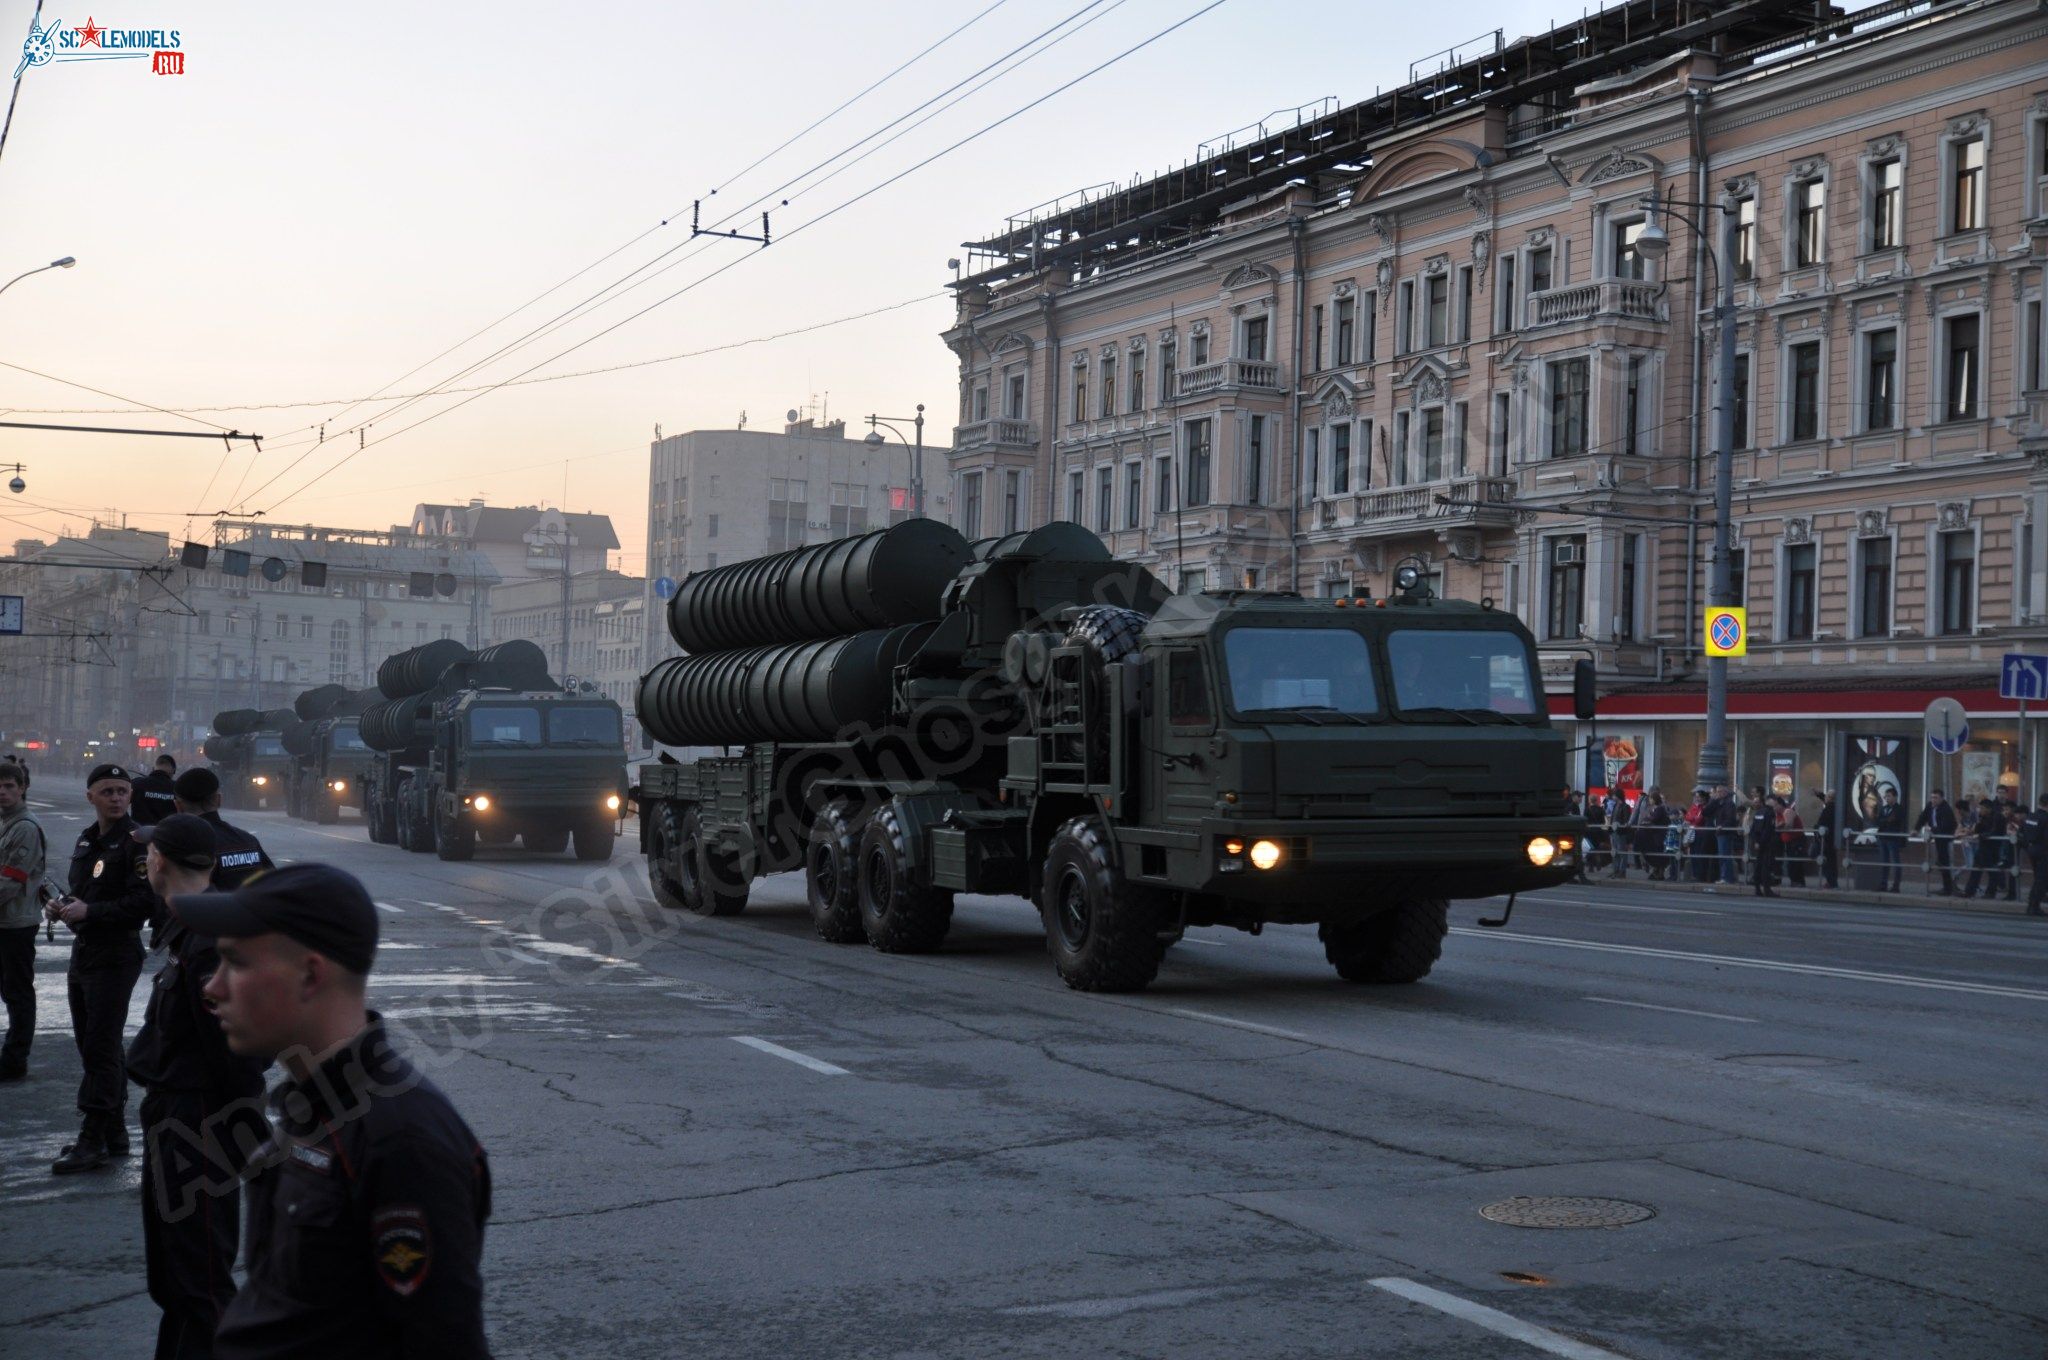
[1572,658,1598,722]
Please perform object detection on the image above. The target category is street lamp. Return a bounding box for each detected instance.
[1634,186,1741,793]
[863,404,927,518]
[0,255,76,301]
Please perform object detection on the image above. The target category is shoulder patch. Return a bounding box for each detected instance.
[290,1142,333,1172]
[373,1206,431,1296]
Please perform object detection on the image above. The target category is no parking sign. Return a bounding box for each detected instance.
[1703,606,1747,657]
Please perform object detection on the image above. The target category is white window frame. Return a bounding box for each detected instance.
[1094,460,1115,533]
[1238,309,1273,364]
[1854,529,1897,638]
[1123,459,1143,530]
[1859,139,1908,255]
[1938,116,1991,239]
[2028,100,2048,221]
[1929,520,1983,637]
[1784,164,1830,271]
[1776,534,1821,643]
[1780,331,1829,445]
[1003,369,1027,420]
[1933,304,1987,426]
[1851,319,1903,435]
[1328,420,1353,497]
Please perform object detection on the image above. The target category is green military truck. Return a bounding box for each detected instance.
[282,685,379,824]
[360,639,628,861]
[632,521,1594,992]
[204,707,297,810]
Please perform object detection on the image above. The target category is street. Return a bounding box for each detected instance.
[3,790,2044,1360]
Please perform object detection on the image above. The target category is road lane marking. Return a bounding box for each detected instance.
[730,1036,848,1076]
[1178,936,1226,947]
[1582,996,1757,1024]
[374,902,404,915]
[1167,1008,1314,1042]
[1368,1277,1629,1359]
[1524,896,1724,917]
[1451,928,2048,1002]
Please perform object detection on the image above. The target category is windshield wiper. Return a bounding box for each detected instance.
[1239,705,1373,726]
[1397,705,1512,726]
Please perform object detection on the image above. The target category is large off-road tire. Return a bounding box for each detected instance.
[646,804,690,912]
[436,809,475,862]
[1066,606,1147,776]
[1319,898,1448,984]
[804,800,864,943]
[572,821,615,862]
[1039,816,1168,992]
[315,795,341,825]
[403,790,436,855]
[857,801,952,953]
[522,826,570,854]
[683,808,749,916]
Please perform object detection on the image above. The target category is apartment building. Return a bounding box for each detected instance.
[944,0,2048,809]
[490,568,643,693]
[593,594,647,753]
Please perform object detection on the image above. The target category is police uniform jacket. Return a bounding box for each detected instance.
[0,802,46,931]
[124,912,266,1097]
[130,771,178,825]
[66,815,154,969]
[200,811,274,890]
[215,1017,493,1360]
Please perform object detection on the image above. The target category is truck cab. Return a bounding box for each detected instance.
[240,733,291,810]
[410,690,628,862]
[292,718,373,824]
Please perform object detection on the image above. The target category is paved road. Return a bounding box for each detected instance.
[3,793,2043,1358]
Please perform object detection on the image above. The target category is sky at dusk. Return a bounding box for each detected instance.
[0,0,1881,573]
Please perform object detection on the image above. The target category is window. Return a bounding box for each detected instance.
[1189,330,1210,366]
[470,706,542,745]
[1547,535,1586,641]
[1425,275,1448,348]
[1242,315,1269,363]
[1362,291,1378,363]
[1869,158,1902,250]
[1784,542,1816,641]
[1617,535,1639,642]
[1945,314,1981,421]
[1167,651,1212,727]
[1154,454,1173,512]
[971,385,989,422]
[1612,219,1646,279]
[1182,567,1206,594]
[274,615,289,638]
[1310,305,1324,370]
[1099,354,1117,418]
[1398,281,1416,353]
[1858,536,1892,638]
[959,471,982,538]
[197,610,211,636]
[1496,252,1519,332]
[1393,412,1410,486]
[1159,341,1177,404]
[1304,428,1319,499]
[1729,546,1747,608]
[1359,419,1373,489]
[1245,415,1265,504]
[1789,341,1822,441]
[1548,357,1589,459]
[1623,355,1645,457]
[1939,530,1974,634]
[1067,469,1084,523]
[300,615,312,639]
[1334,298,1355,366]
[1733,196,1756,281]
[2029,299,2045,392]
[1952,137,1985,233]
[1124,463,1141,529]
[1452,401,1469,476]
[1457,266,1474,343]
[1864,328,1898,431]
[1096,465,1113,532]
[1072,364,1087,424]
[1794,177,1826,267]
[329,619,350,683]
[1420,408,1445,482]
[1528,245,1553,295]
[1330,424,1351,494]
[549,706,621,746]
[1732,352,1752,448]
[1491,392,1511,474]
[1005,373,1026,419]
[1003,470,1022,535]
[1128,350,1145,413]
[1183,420,1212,507]
[1225,627,1379,716]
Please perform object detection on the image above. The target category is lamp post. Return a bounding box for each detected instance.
[0,255,76,301]
[863,405,927,518]
[1634,186,1740,792]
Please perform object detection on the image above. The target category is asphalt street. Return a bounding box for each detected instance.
[2,790,2043,1359]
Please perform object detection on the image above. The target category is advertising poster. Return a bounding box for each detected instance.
[1844,734,1909,835]
[1959,752,2001,806]
[1587,735,1645,804]
[1768,750,1796,800]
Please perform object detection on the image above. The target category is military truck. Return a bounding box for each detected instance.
[632,521,1594,993]
[203,707,297,810]
[359,639,628,861]
[282,685,379,824]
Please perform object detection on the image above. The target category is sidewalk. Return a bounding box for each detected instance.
[1570,866,2042,917]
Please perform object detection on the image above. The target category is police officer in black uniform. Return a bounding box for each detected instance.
[172,768,274,889]
[131,754,181,826]
[128,813,268,1359]
[179,865,493,1358]
[48,763,157,1173]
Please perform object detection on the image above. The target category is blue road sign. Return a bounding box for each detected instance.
[0,595,18,635]
[1925,697,1969,755]
[653,576,678,600]
[2001,653,2048,702]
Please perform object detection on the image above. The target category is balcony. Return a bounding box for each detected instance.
[2017,391,2048,448]
[1526,279,1667,329]
[952,418,1038,452]
[1313,476,1517,536]
[1175,358,1283,399]
[1150,504,1285,542]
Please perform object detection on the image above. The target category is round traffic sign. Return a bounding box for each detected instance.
[653,576,678,600]
[1924,696,1969,755]
[1709,611,1742,652]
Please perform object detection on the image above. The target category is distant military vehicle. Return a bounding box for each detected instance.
[282,685,379,824]
[204,707,296,810]
[633,521,1593,992]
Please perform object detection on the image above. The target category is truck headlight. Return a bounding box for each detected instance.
[251,776,268,787]
[1527,837,1556,867]
[330,780,347,792]
[1248,839,1283,871]
[471,794,492,812]
[605,794,621,811]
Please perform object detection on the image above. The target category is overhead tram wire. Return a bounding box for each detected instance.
[254,0,1234,516]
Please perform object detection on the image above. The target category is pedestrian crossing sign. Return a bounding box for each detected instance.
[1704,606,1747,657]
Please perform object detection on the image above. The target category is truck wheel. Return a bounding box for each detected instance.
[857,802,951,953]
[572,821,615,862]
[523,827,570,854]
[316,797,340,826]
[647,805,691,912]
[804,801,864,943]
[436,810,475,862]
[371,796,397,845]
[1039,817,1166,992]
[1319,898,1448,984]
[682,808,749,916]
[1066,606,1148,777]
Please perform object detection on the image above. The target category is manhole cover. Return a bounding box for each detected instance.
[1721,1053,1856,1069]
[1479,1196,1656,1229]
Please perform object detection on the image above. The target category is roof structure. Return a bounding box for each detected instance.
[413,502,621,551]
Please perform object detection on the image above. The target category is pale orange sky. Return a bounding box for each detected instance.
[0,1,1881,573]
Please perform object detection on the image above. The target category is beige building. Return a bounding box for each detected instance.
[944,0,2048,810]
[593,594,646,753]
[490,569,643,691]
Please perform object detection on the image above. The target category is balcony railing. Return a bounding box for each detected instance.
[2017,390,2048,445]
[952,418,1037,451]
[1175,358,1283,399]
[1526,279,1667,329]
[1316,476,1516,532]
[1150,504,1283,540]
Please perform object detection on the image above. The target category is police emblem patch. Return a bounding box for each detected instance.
[372,1206,431,1296]
[91,858,104,879]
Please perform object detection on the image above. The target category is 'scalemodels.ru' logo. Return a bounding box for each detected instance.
[15,14,184,79]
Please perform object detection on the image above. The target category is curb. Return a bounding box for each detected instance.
[1569,872,2037,918]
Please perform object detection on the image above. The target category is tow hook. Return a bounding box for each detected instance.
[1478,893,1516,929]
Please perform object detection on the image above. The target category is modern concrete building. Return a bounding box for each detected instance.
[944,0,2048,811]
[489,568,643,693]
[593,593,647,754]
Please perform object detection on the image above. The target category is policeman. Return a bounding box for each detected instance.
[181,865,493,1357]
[131,754,181,827]
[172,768,274,889]
[127,813,268,1359]
[2020,794,2048,918]
[48,763,156,1173]
[0,760,46,1081]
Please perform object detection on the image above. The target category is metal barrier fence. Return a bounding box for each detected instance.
[1577,824,2040,899]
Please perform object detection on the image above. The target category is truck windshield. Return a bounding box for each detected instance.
[469,707,542,745]
[328,724,368,752]
[1222,627,1378,717]
[1387,629,1540,718]
[252,736,285,757]
[547,706,620,746]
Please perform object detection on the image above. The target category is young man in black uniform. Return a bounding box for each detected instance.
[47,764,157,1173]
[128,814,269,1360]
[183,865,494,1358]
[131,755,180,826]
[172,768,274,889]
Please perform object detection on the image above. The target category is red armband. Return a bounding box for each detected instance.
[0,866,27,884]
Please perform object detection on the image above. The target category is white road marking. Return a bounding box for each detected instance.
[730,1036,848,1076]
[1368,1277,1630,1360]
[413,900,448,908]
[1178,936,1226,947]
[1166,1008,1315,1042]
[1581,996,1757,1024]
[374,902,404,915]
[1525,896,1723,917]
[1450,927,2048,1002]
